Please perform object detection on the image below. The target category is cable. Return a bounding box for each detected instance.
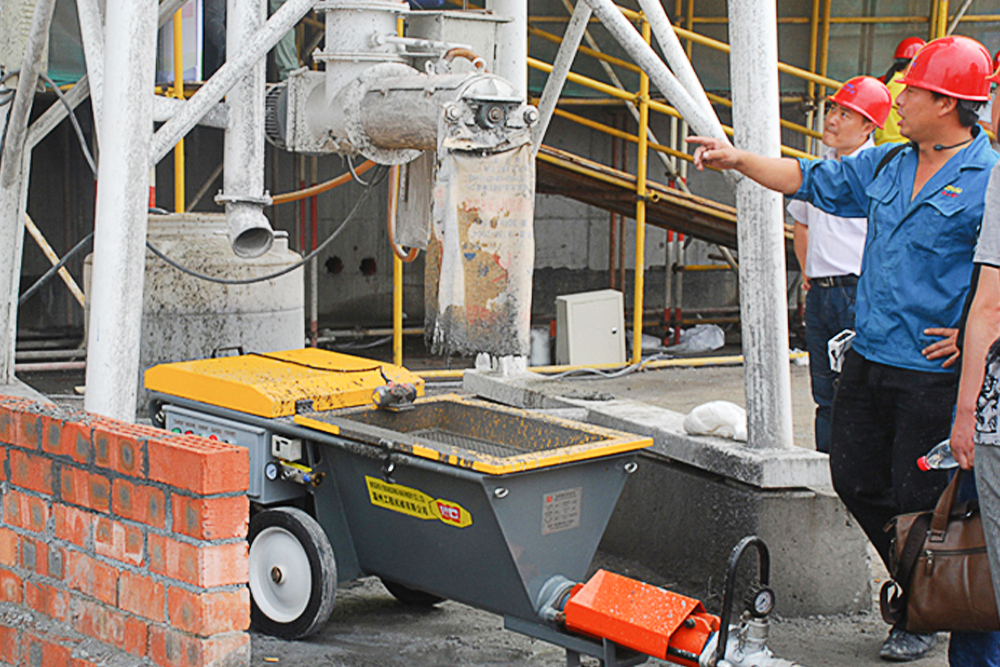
[18,231,94,305]
[541,352,676,381]
[39,72,97,176]
[146,165,390,285]
[346,154,372,186]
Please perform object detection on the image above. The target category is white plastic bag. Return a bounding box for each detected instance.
[669,324,725,355]
[683,401,748,442]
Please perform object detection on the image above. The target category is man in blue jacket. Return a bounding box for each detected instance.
[690,36,998,662]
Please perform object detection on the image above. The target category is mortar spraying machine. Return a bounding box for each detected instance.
[145,348,802,667]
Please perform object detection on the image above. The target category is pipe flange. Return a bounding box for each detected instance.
[340,62,423,166]
[215,192,273,206]
[315,0,409,12]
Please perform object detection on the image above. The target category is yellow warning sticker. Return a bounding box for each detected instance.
[365,476,473,528]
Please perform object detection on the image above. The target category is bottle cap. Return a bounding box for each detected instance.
[916,456,931,472]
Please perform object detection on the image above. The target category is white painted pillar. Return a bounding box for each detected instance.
[728,0,794,449]
[218,0,273,258]
[487,0,527,99]
[84,0,158,420]
[75,0,105,145]
[0,0,58,383]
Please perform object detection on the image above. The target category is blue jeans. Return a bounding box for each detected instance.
[948,471,1000,666]
[805,283,856,453]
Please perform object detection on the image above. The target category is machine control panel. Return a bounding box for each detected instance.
[162,404,307,505]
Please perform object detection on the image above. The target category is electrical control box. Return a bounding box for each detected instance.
[163,404,306,505]
[555,290,627,366]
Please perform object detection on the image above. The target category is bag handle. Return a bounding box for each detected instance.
[929,470,964,542]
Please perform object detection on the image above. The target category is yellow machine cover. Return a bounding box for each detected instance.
[144,348,425,418]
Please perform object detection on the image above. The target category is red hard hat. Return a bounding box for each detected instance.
[828,76,893,128]
[898,36,993,101]
[894,37,926,60]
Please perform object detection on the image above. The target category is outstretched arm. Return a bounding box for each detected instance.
[688,136,803,195]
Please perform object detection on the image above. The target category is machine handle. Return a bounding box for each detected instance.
[715,536,771,667]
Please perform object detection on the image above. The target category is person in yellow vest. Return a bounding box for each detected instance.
[875,37,926,145]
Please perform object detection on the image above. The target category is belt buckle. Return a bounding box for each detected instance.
[815,276,835,287]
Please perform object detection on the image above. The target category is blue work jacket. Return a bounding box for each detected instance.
[792,129,999,373]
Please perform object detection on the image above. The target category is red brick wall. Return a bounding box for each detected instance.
[0,396,251,667]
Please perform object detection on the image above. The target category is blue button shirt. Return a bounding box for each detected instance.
[793,129,999,373]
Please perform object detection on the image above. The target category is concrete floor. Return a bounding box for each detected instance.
[14,360,953,667]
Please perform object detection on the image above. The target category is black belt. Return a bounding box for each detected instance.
[812,274,858,288]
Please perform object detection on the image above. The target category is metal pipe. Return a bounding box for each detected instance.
[390,165,404,366]
[151,94,228,129]
[947,0,975,34]
[578,0,727,144]
[557,1,687,187]
[173,7,186,214]
[531,0,593,154]
[16,361,86,373]
[216,0,272,258]
[631,19,651,366]
[310,157,319,348]
[636,0,713,122]
[23,214,85,307]
[150,0,316,164]
[16,349,84,361]
[936,0,950,37]
[0,0,58,382]
[84,0,158,420]
[727,0,794,450]
[487,0,528,98]
[805,0,819,155]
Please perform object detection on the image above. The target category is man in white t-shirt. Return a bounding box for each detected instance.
[788,76,891,453]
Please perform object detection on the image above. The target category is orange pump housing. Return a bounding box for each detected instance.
[563,569,720,666]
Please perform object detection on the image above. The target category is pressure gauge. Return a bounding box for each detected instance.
[264,461,279,482]
[749,586,776,618]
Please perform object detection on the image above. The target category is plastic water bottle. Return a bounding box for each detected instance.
[916,439,957,471]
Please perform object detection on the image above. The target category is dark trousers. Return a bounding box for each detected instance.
[829,349,954,569]
[804,283,857,453]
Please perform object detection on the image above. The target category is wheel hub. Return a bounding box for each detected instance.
[249,526,313,623]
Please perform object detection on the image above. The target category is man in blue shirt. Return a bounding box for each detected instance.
[690,36,998,662]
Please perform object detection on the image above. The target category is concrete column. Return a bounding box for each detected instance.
[728,0,794,449]
[84,0,158,420]
[0,0,58,383]
[75,0,105,144]
[218,0,273,258]
[487,0,527,99]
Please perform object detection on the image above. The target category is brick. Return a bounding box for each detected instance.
[0,527,19,566]
[64,551,118,605]
[72,598,146,657]
[42,418,92,465]
[148,535,247,588]
[22,632,74,667]
[0,624,19,664]
[0,568,22,603]
[9,448,54,495]
[16,410,43,450]
[24,581,70,622]
[59,465,110,512]
[0,447,6,482]
[167,587,249,636]
[147,436,248,495]
[94,517,143,566]
[21,536,50,576]
[53,504,95,549]
[147,626,249,667]
[112,479,166,529]
[171,495,248,541]
[119,570,165,622]
[4,489,50,534]
[0,403,13,446]
[92,423,143,478]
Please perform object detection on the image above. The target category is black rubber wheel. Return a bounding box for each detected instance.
[380,578,445,607]
[249,507,337,639]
